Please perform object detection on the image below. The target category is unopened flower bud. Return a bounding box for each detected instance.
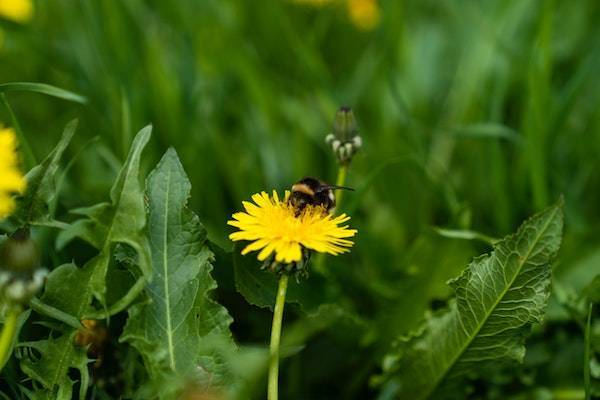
[0,228,40,273]
[326,106,363,165]
[261,248,311,280]
[0,228,47,305]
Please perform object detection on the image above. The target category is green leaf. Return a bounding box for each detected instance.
[11,120,77,226]
[0,310,30,370]
[18,261,95,399]
[433,227,497,245]
[120,148,233,384]
[380,202,564,399]
[18,332,90,400]
[447,123,521,143]
[0,83,87,104]
[55,126,152,317]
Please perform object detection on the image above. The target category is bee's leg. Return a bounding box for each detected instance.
[294,204,306,217]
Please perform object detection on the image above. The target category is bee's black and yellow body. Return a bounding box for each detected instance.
[289,177,352,214]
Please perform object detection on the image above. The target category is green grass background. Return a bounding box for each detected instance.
[1,0,600,398]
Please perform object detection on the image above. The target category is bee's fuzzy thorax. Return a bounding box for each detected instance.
[291,183,315,196]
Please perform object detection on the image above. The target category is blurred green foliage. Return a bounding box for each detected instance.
[1,0,600,398]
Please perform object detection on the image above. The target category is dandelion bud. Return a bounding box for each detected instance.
[261,248,311,280]
[327,106,363,165]
[0,228,47,304]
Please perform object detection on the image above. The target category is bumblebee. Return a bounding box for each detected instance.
[289,177,353,214]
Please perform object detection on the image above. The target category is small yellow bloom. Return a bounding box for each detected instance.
[347,0,380,30]
[0,0,34,23]
[290,0,335,6]
[0,127,26,219]
[228,191,357,264]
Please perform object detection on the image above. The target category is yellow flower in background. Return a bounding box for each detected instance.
[228,191,357,264]
[290,0,335,6]
[290,0,380,31]
[0,127,26,219]
[347,0,380,30]
[0,0,34,23]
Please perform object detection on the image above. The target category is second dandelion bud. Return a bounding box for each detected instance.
[325,106,362,166]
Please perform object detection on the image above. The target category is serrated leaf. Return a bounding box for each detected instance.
[18,262,93,399]
[55,126,152,318]
[18,128,153,399]
[10,120,77,226]
[18,332,90,400]
[380,202,564,399]
[120,149,233,387]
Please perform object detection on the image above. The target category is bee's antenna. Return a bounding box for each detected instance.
[324,185,354,192]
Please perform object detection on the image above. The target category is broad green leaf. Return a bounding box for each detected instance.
[18,332,90,400]
[120,149,233,385]
[11,120,77,226]
[19,129,152,399]
[0,83,87,104]
[55,126,152,317]
[380,202,564,399]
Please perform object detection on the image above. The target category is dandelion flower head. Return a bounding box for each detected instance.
[0,0,34,23]
[0,127,26,219]
[348,0,380,31]
[228,191,357,264]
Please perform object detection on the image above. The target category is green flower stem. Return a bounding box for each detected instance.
[268,273,289,400]
[0,307,21,371]
[334,164,349,209]
[584,303,593,400]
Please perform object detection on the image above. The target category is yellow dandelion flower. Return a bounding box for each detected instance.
[347,0,380,31]
[228,190,357,264]
[0,0,33,23]
[0,127,26,219]
[290,0,335,7]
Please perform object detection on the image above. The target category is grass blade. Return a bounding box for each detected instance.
[0,82,87,104]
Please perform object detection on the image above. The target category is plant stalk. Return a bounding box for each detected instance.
[334,164,348,209]
[584,303,593,400]
[0,307,21,371]
[268,274,289,400]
